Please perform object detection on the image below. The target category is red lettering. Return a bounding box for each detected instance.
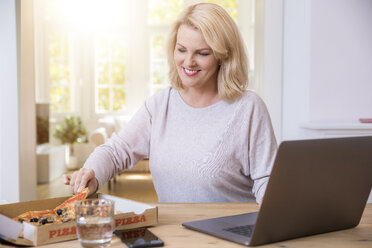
[115,214,147,227]
[121,229,147,240]
[133,216,139,223]
[49,230,57,239]
[49,227,77,239]
[140,215,146,222]
[126,217,133,225]
[62,228,69,236]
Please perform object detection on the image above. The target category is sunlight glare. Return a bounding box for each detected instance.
[124,174,152,180]
[56,0,125,33]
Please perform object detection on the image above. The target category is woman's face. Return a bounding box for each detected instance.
[174,24,219,91]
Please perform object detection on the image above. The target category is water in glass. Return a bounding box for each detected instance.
[76,216,114,248]
[75,199,115,248]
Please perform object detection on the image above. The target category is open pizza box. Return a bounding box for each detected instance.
[0,193,158,246]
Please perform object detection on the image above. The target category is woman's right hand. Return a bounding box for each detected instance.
[62,168,98,196]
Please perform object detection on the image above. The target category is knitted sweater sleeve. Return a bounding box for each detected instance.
[83,102,152,190]
[248,95,277,203]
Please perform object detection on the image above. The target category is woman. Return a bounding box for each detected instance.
[64,3,277,203]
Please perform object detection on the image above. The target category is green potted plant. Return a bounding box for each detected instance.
[54,116,88,169]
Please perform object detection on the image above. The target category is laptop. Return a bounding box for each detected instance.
[182,136,372,246]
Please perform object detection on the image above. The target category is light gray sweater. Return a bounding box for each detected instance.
[84,87,277,203]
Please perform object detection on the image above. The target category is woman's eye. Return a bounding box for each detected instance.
[199,53,210,56]
[178,48,186,53]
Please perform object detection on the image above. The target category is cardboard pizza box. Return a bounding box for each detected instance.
[0,193,158,246]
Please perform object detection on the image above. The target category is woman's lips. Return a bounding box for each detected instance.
[183,67,200,76]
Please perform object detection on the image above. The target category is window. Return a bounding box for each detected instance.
[34,0,255,123]
[95,35,126,113]
[48,31,71,112]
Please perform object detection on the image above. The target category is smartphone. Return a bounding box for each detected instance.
[114,227,164,248]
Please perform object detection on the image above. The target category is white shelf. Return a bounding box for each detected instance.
[301,122,372,130]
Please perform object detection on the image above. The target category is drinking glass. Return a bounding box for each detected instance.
[75,199,115,248]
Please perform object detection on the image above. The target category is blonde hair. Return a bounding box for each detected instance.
[167,3,249,101]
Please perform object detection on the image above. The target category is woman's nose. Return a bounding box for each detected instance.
[185,54,196,67]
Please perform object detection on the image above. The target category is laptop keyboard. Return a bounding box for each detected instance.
[223,225,255,237]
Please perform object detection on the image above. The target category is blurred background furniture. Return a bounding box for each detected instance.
[36,103,67,183]
[36,144,66,183]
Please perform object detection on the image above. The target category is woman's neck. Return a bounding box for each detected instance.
[179,87,220,108]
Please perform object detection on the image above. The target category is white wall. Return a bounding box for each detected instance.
[310,0,372,122]
[0,0,37,203]
[0,0,20,203]
[19,0,37,201]
[282,0,311,140]
[258,0,284,142]
[281,0,372,140]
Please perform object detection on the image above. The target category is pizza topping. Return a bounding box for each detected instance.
[30,218,39,223]
[40,218,48,225]
[62,219,72,223]
[56,209,62,215]
[39,215,56,226]
[18,218,25,223]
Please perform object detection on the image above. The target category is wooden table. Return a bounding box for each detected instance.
[2,203,372,247]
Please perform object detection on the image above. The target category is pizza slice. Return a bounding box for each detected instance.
[53,187,89,223]
[13,210,56,226]
[13,188,89,226]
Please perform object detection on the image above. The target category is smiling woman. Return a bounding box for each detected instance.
[61,2,277,205]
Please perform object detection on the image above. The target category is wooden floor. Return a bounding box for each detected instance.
[37,171,159,204]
